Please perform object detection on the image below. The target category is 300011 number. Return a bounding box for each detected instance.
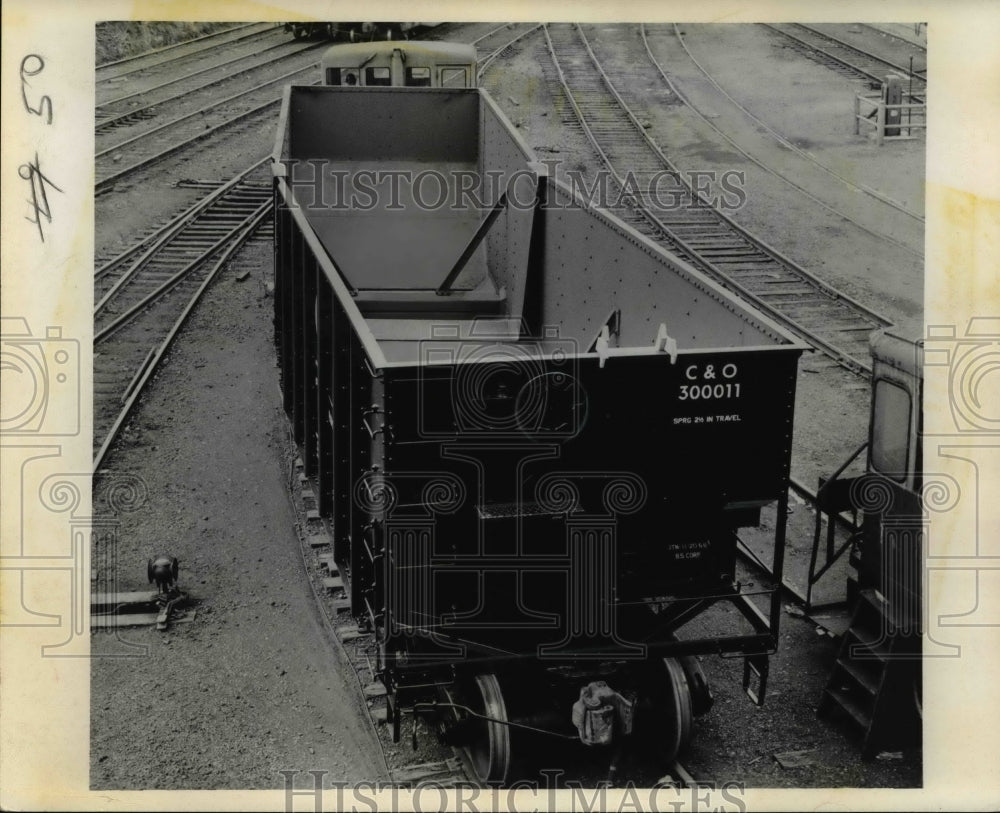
[678,382,741,401]
[679,362,741,401]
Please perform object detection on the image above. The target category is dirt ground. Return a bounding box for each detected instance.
[90,237,388,789]
[91,22,924,791]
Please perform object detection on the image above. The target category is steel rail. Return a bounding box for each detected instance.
[761,23,926,91]
[544,23,888,377]
[281,453,478,788]
[96,61,315,162]
[283,457,395,783]
[95,75,313,194]
[734,472,864,610]
[667,760,698,788]
[795,22,926,80]
[574,24,895,332]
[789,474,862,538]
[475,23,543,80]
[651,24,925,229]
[95,191,270,342]
[545,25,808,353]
[96,224,183,284]
[471,22,521,46]
[95,160,268,285]
[96,23,279,80]
[93,203,270,472]
[96,39,321,130]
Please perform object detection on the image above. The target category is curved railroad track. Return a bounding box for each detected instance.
[646,23,924,230]
[473,22,544,79]
[543,23,890,378]
[93,160,272,471]
[762,23,927,92]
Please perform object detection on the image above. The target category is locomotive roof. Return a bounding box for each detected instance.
[319,40,477,65]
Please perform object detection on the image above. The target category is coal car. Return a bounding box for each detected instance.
[272,82,805,783]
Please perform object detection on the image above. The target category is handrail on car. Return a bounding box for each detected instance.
[806,441,869,610]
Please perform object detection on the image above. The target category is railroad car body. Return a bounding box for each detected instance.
[285,22,438,42]
[319,40,476,88]
[272,84,805,781]
[857,332,923,620]
[815,331,923,754]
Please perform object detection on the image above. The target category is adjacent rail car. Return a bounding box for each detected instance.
[320,40,476,88]
[857,332,923,626]
[272,85,806,783]
[815,332,923,755]
[285,22,437,41]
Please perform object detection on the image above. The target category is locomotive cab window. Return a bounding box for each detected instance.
[327,68,361,86]
[440,67,469,87]
[405,67,431,86]
[870,379,912,481]
[365,67,391,86]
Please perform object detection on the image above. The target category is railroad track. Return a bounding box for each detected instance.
[92,160,272,471]
[95,22,539,194]
[95,54,320,193]
[762,23,926,92]
[646,23,924,231]
[96,23,281,88]
[473,22,543,79]
[96,37,324,133]
[543,23,890,377]
[94,21,519,197]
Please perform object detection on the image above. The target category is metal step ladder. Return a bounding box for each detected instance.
[818,588,919,757]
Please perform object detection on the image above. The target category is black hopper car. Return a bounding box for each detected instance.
[271,54,807,783]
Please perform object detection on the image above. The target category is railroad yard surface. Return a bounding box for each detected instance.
[90,22,925,792]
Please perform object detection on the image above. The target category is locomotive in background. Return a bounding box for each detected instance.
[319,40,476,87]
